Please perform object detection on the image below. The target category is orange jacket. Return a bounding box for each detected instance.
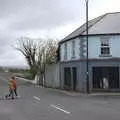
[8,80,14,90]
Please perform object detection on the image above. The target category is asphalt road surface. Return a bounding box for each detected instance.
[0,72,120,120]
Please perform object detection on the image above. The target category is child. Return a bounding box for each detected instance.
[11,76,18,97]
[6,78,14,99]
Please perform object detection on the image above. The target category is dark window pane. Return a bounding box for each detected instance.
[72,40,75,58]
[101,47,110,55]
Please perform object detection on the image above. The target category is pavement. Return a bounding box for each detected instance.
[17,75,120,97]
[1,72,120,120]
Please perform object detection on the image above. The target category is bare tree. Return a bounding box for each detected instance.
[37,39,58,85]
[45,39,57,64]
[16,37,58,84]
[16,37,37,78]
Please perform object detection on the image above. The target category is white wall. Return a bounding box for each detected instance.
[60,35,120,61]
[67,41,72,60]
[88,36,100,58]
[110,35,120,57]
[88,35,120,58]
[60,37,81,61]
[75,38,80,60]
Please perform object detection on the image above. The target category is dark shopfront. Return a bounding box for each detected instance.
[92,67,119,90]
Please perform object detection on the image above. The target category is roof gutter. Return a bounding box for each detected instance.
[58,33,120,45]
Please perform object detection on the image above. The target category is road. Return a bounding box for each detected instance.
[0,72,120,120]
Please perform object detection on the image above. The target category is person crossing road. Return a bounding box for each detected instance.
[11,76,18,97]
[5,76,19,99]
[6,78,14,99]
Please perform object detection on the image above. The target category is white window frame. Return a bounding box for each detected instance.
[100,36,111,56]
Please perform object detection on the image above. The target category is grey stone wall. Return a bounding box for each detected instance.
[60,60,87,92]
[45,63,60,88]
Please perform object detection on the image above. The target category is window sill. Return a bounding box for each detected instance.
[71,57,76,59]
[99,54,112,57]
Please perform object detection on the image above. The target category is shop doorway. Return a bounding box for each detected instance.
[93,67,119,89]
[64,67,77,90]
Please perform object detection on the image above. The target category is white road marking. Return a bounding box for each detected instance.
[33,96,41,101]
[50,104,71,114]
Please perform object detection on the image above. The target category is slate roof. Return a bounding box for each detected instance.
[60,12,120,43]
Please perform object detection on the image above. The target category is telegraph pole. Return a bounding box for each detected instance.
[85,0,89,94]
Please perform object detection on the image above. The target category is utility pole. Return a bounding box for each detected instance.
[85,0,89,94]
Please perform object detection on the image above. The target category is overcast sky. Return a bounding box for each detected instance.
[0,0,120,68]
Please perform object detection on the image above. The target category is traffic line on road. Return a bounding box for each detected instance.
[33,96,41,101]
[50,104,71,114]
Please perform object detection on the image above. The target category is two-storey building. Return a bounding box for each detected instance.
[59,12,120,92]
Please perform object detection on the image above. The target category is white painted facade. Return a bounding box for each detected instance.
[67,41,72,60]
[60,43,65,61]
[75,38,81,60]
[60,37,81,61]
[110,36,120,57]
[60,35,120,61]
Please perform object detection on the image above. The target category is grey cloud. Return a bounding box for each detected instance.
[0,46,27,67]
[0,0,82,30]
[0,0,83,67]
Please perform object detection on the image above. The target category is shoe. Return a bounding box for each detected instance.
[17,95,20,98]
[5,95,8,99]
[11,97,14,100]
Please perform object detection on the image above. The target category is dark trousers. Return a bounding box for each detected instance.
[8,89,14,98]
[13,88,18,96]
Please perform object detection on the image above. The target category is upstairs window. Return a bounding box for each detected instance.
[72,40,75,59]
[64,43,67,60]
[100,37,110,56]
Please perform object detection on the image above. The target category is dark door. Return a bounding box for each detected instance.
[64,68,71,89]
[72,67,77,90]
[108,67,119,89]
[93,67,102,89]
